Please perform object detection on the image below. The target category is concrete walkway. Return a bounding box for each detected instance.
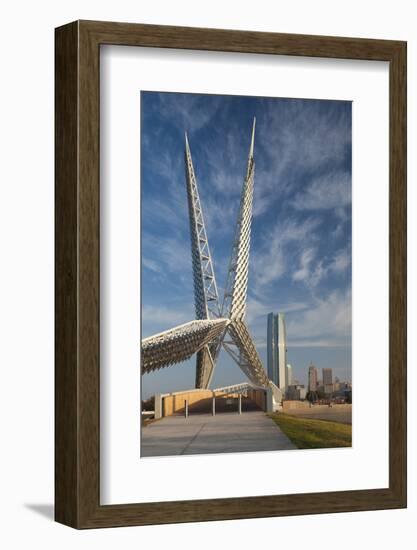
[141,411,296,457]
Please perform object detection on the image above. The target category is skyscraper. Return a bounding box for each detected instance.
[267,313,277,383]
[267,312,287,390]
[323,368,333,394]
[308,362,318,392]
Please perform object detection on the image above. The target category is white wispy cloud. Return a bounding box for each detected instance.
[286,289,352,347]
[293,247,316,282]
[148,147,182,182]
[246,296,308,329]
[142,193,187,237]
[291,171,351,211]
[244,290,350,351]
[142,232,192,276]
[197,126,249,199]
[252,217,321,288]
[142,304,194,337]
[259,99,351,180]
[201,190,237,239]
[292,245,350,289]
[236,99,352,219]
[330,249,350,273]
[156,92,221,132]
[142,257,161,273]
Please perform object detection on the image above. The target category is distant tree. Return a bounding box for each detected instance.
[306,391,318,403]
[142,396,155,411]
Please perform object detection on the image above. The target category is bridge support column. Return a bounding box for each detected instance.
[212,395,216,416]
[185,399,189,418]
[265,388,274,413]
[238,393,242,414]
[154,394,163,419]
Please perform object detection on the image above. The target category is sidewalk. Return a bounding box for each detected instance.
[141,411,296,457]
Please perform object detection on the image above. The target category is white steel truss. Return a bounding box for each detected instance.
[142,319,229,374]
[141,118,277,395]
[222,118,256,321]
[218,119,269,388]
[185,133,221,321]
[185,133,223,388]
[225,320,270,387]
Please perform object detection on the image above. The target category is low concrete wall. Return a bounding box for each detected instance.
[160,388,267,416]
[163,390,213,416]
[247,389,267,411]
[282,400,310,410]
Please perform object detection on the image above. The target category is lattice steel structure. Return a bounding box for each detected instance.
[142,319,229,374]
[185,133,222,388]
[141,118,276,394]
[221,119,256,321]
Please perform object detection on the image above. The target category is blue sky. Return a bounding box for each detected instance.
[141,91,352,398]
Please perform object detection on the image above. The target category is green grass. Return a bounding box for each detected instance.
[268,412,352,449]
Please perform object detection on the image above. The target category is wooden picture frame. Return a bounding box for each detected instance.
[55,20,407,529]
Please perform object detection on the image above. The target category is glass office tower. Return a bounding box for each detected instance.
[267,312,287,390]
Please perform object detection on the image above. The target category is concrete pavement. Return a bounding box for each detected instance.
[141,411,296,457]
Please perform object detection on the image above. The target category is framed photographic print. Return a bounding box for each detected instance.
[55,20,406,528]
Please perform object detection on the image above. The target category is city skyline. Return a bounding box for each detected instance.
[141,91,352,398]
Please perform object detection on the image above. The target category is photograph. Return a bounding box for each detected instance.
[140,91,352,457]
[0,0,408,539]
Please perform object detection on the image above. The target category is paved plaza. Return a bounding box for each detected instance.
[141,411,296,457]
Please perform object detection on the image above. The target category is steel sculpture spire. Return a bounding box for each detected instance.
[220,118,270,387]
[184,133,221,321]
[184,133,223,388]
[141,119,274,394]
[222,118,256,321]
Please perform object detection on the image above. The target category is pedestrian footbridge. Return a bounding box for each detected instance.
[153,382,282,419]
